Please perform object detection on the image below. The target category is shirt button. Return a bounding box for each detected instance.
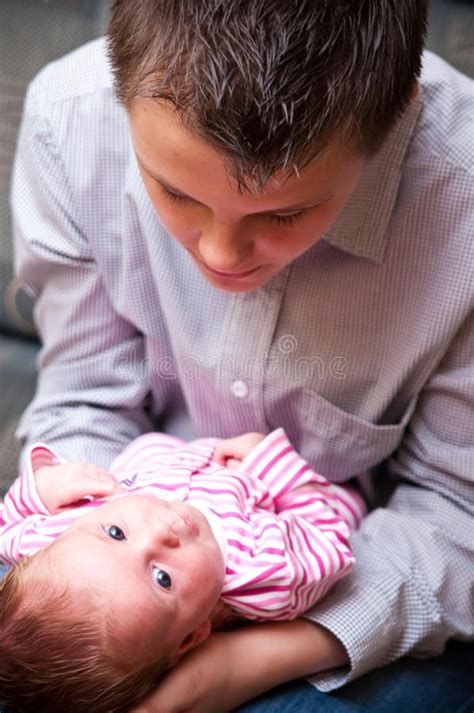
[231,380,249,399]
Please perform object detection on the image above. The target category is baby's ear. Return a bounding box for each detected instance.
[174,618,211,661]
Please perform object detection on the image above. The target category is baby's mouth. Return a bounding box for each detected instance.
[177,508,200,537]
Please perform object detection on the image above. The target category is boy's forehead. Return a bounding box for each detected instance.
[129,98,362,207]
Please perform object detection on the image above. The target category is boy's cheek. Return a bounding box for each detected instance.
[149,200,200,249]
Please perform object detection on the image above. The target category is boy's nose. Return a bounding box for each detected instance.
[198,222,253,273]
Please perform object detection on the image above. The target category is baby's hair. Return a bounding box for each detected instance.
[0,553,172,713]
[107,0,428,191]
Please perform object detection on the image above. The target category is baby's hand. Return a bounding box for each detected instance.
[213,432,266,469]
[34,462,125,513]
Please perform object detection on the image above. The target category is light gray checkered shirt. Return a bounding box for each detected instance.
[10,38,474,690]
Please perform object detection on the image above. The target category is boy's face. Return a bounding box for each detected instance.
[128,101,365,292]
[45,494,225,665]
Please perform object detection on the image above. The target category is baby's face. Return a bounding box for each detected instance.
[45,494,225,664]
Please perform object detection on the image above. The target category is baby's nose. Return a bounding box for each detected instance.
[155,519,180,548]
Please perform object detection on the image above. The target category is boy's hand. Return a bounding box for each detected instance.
[34,462,125,513]
[213,432,266,470]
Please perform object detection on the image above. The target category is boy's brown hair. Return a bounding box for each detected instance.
[107,0,428,189]
[0,556,172,713]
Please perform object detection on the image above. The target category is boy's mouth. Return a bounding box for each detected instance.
[203,264,261,279]
[194,254,262,280]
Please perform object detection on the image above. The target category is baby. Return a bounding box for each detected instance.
[0,428,366,713]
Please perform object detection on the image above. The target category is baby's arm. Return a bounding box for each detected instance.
[34,459,124,513]
[0,444,123,564]
[1,445,59,525]
[222,503,355,622]
[221,429,367,621]
[240,428,367,529]
[0,445,56,563]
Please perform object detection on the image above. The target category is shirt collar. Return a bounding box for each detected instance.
[324,93,423,264]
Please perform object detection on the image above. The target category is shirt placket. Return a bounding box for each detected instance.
[215,269,290,434]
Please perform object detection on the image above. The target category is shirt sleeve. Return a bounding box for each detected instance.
[304,310,474,691]
[11,80,154,471]
[0,444,59,564]
[222,430,366,621]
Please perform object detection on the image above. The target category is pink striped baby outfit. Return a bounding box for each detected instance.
[0,428,366,621]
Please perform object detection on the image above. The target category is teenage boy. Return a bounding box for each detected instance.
[10,1,473,712]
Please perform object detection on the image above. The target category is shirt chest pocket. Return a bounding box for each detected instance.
[300,389,417,481]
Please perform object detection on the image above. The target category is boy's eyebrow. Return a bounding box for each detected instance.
[135,154,335,213]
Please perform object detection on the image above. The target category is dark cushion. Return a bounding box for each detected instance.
[426,0,474,78]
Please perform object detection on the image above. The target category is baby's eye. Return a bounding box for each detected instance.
[153,566,172,589]
[106,525,126,541]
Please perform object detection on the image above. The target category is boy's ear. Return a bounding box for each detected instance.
[174,618,212,661]
[410,81,420,102]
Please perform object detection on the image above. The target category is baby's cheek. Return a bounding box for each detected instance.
[190,545,219,582]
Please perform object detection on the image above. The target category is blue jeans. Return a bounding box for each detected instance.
[235,639,474,713]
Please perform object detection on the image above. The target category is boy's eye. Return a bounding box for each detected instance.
[153,566,172,589]
[158,182,307,226]
[270,211,306,226]
[159,183,193,205]
[106,525,126,541]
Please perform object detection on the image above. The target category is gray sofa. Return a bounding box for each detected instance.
[0,0,473,498]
